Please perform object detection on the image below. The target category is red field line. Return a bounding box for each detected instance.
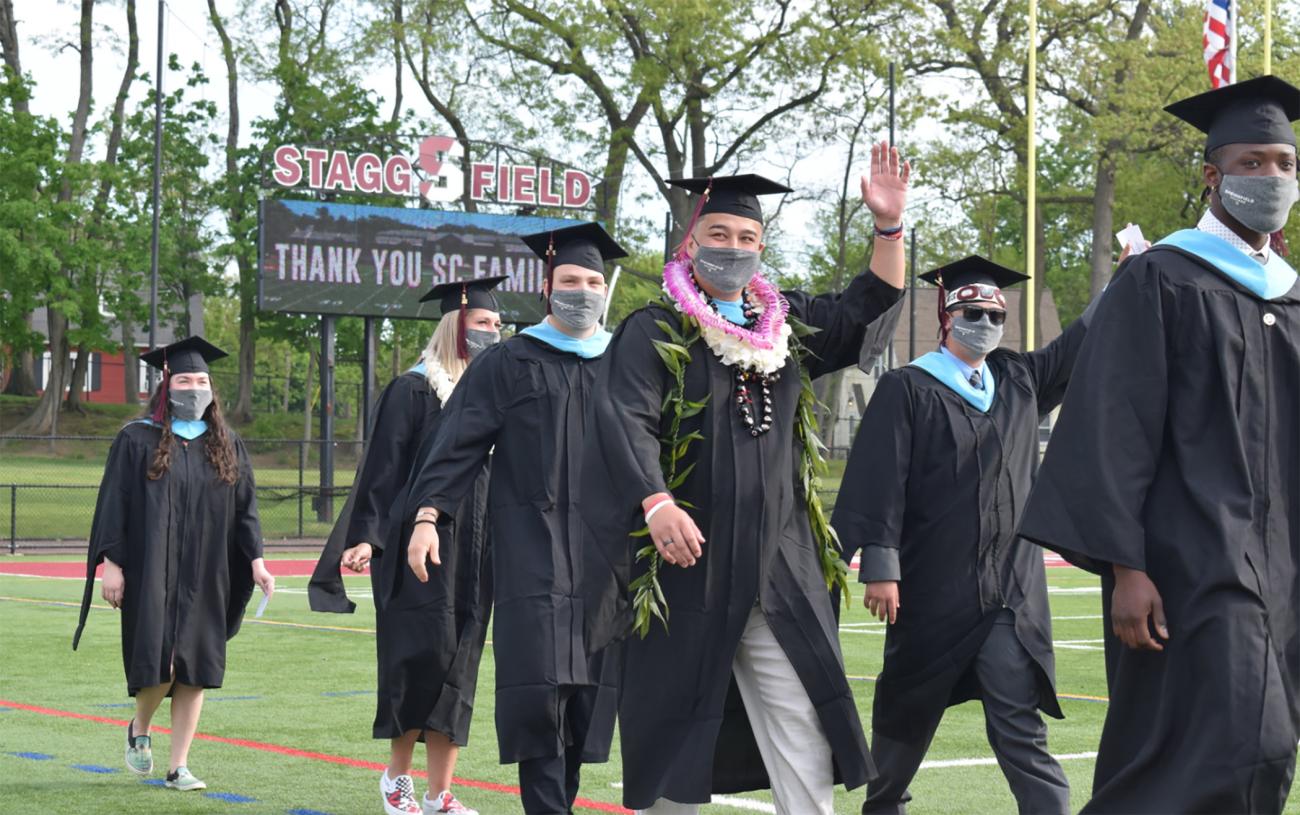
[0,698,630,814]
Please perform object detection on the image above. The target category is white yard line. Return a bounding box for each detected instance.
[920,751,1097,769]
[610,751,1100,813]
[1048,587,1101,594]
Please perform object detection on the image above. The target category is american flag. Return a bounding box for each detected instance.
[1203,0,1233,88]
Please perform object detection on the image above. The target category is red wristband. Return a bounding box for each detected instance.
[641,492,672,514]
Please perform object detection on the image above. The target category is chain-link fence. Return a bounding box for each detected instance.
[0,435,366,552]
[0,433,850,554]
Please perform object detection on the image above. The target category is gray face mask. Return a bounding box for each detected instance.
[950,311,1004,357]
[464,329,500,358]
[169,387,213,422]
[1217,174,1300,234]
[693,246,760,293]
[549,288,605,331]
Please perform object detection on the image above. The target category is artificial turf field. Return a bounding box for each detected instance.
[0,555,1296,815]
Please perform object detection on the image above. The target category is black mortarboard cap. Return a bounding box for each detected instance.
[1164,75,1300,155]
[667,174,793,223]
[520,222,628,274]
[140,336,227,374]
[420,275,507,315]
[920,256,1030,291]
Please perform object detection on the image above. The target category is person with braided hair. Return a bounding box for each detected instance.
[73,336,274,792]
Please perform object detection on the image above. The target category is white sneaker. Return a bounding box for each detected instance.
[380,770,422,815]
[424,790,479,815]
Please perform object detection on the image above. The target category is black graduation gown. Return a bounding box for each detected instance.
[73,422,262,695]
[404,335,619,766]
[831,320,1087,742]
[308,371,492,744]
[583,271,903,809]
[1019,246,1300,813]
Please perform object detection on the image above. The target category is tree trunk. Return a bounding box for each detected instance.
[122,317,140,405]
[0,0,27,115]
[66,343,90,412]
[3,311,36,395]
[391,339,400,381]
[389,0,402,124]
[14,308,71,437]
[209,0,256,423]
[12,0,93,436]
[1089,152,1118,297]
[95,0,137,215]
[0,6,37,397]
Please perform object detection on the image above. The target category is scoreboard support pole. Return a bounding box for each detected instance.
[318,314,336,523]
[362,317,377,444]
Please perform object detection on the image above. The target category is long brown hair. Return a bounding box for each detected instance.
[143,383,240,485]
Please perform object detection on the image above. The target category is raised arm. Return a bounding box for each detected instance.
[785,141,910,378]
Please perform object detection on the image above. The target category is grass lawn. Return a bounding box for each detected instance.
[4,558,1287,815]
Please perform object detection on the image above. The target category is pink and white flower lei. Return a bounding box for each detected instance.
[662,254,792,375]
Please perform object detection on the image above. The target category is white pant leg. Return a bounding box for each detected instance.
[731,606,835,815]
[639,800,700,815]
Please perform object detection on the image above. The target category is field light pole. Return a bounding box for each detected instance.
[147,0,164,389]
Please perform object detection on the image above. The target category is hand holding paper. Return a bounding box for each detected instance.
[1116,223,1150,258]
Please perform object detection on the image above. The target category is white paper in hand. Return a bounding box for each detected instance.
[1116,223,1148,255]
[254,589,271,619]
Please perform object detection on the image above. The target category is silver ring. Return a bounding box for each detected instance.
[663,539,674,547]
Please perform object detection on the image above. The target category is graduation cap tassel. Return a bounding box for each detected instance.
[936,283,951,343]
[544,236,555,315]
[151,355,170,423]
[455,286,470,359]
[673,179,713,259]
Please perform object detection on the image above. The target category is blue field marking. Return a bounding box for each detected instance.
[7,751,54,760]
[320,690,374,697]
[71,764,118,774]
[288,809,336,815]
[0,705,11,711]
[204,792,258,803]
[142,779,166,786]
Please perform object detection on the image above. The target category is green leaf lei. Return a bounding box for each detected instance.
[630,298,850,638]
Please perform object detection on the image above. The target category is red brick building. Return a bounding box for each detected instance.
[29,297,204,404]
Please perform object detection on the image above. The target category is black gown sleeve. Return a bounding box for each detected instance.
[590,310,673,506]
[74,428,141,649]
[1019,258,1169,573]
[346,378,428,551]
[1019,314,1088,415]
[231,435,263,562]
[831,372,913,583]
[405,345,513,520]
[580,309,674,653]
[784,270,905,379]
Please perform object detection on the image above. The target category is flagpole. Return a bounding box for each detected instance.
[1229,0,1238,83]
[1264,0,1272,74]
[1025,0,1038,352]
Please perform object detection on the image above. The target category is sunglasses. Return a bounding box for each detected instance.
[956,307,1007,326]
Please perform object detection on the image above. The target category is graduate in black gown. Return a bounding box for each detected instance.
[582,144,909,814]
[73,337,273,792]
[402,222,627,815]
[309,278,503,815]
[833,256,1098,815]
[1019,76,1300,813]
